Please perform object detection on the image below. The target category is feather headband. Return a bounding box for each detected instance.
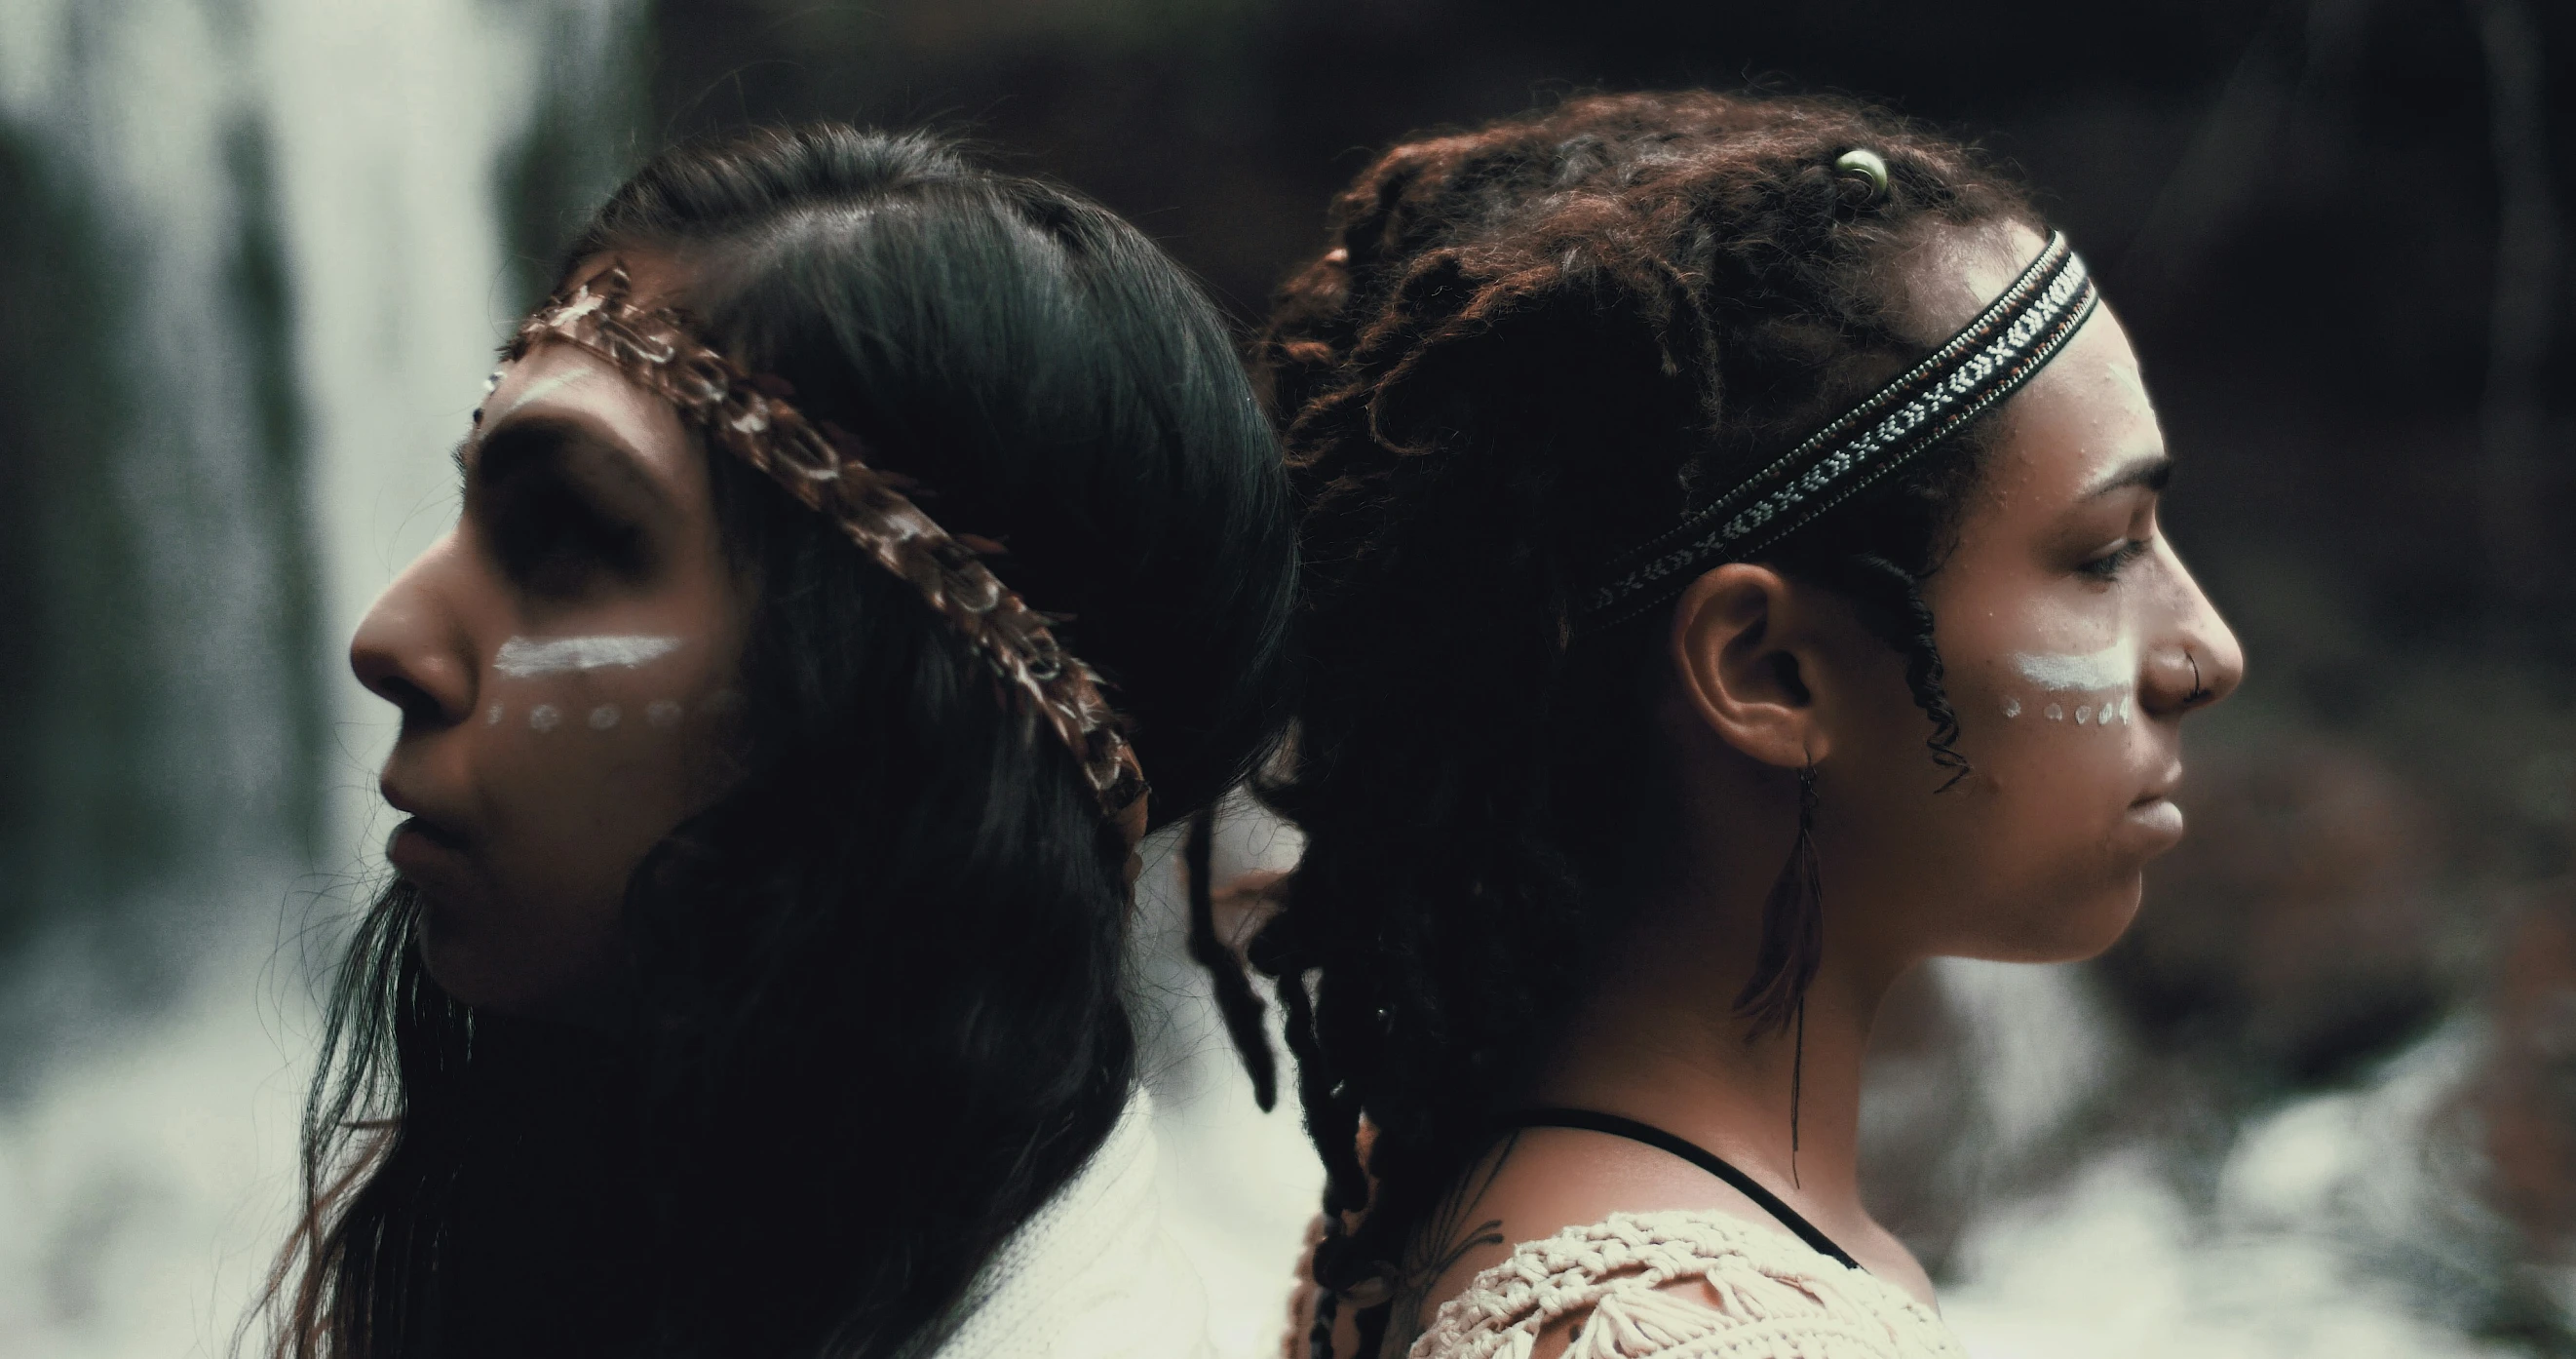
[501,269,1148,827]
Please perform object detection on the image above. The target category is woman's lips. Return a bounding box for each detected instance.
[386,814,472,880]
[2123,770,2186,851]
[2125,796,2184,838]
[2122,760,2186,847]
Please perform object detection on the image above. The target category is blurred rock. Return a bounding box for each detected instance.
[2483,897,2576,1252]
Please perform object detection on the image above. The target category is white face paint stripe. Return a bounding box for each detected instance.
[494,635,683,678]
[492,368,594,423]
[2011,641,2136,692]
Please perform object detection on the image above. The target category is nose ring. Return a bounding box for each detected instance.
[2184,649,2211,706]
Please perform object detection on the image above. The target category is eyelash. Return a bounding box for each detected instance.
[464,424,653,598]
[2077,538,2152,582]
[474,470,646,597]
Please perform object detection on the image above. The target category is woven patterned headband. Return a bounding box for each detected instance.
[501,269,1147,821]
[1583,230,2099,626]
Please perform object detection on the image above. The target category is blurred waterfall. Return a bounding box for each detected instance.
[0,2,636,1353]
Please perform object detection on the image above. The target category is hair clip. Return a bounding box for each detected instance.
[1832,147,1890,200]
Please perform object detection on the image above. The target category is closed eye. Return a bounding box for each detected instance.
[469,417,655,598]
[2076,537,2151,582]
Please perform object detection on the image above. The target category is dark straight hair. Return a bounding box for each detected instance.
[264,126,1297,1359]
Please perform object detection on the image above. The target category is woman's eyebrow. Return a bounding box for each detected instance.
[2078,450,2174,502]
[470,411,669,511]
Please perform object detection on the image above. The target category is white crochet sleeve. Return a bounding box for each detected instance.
[1405,1211,1968,1359]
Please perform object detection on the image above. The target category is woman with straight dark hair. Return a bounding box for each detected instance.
[260,125,1295,1359]
[1243,92,2243,1357]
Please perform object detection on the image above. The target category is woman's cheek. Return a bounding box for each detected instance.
[1940,635,2150,858]
[1947,628,2139,793]
[473,633,735,897]
[1991,638,2140,741]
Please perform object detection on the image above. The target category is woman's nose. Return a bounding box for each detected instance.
[349,539,477,732]
[2181,610,2246,711]
[2139,558,2244,717]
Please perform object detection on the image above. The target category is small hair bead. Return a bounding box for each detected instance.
[1833,147,1890,199]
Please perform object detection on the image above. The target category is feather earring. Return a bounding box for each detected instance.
[1732,761,1824,1184]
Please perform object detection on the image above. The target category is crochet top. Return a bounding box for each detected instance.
[1405,1211,1967,1359]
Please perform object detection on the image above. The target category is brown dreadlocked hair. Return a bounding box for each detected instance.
[1242,91,2043,1355]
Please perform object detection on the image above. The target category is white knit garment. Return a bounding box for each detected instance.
[1407,1211,1967,1359]
[936,1088,1215,1359]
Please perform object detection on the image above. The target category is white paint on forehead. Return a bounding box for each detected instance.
[2012,640,2136,693]
[493,635,683,678]
[493,367,596,423]
[2105,344,2155,408]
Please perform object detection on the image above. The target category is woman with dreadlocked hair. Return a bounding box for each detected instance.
[1243,91,2244,1357]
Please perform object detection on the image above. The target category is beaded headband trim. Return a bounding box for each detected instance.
[1582,230,2099,627]
[500,269,1147,819]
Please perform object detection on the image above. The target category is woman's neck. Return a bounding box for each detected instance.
[1386,837,1942,1333]
[1524,871,1911,1235]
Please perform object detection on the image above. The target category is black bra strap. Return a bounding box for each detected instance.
[1494,1107,1863,1271]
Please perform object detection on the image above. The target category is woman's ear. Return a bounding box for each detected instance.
[1667,563,1840,769]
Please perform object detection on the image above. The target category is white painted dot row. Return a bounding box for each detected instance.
[484,699,689,732]
[2001,694,2134,724]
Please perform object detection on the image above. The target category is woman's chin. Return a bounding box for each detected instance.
[2060,874,2149,961]
[1999,808,2183,961]
[1969,874,2146,964]
[418,912,626,1028]
[414,904,509,1010]
[415,899,539,1012]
